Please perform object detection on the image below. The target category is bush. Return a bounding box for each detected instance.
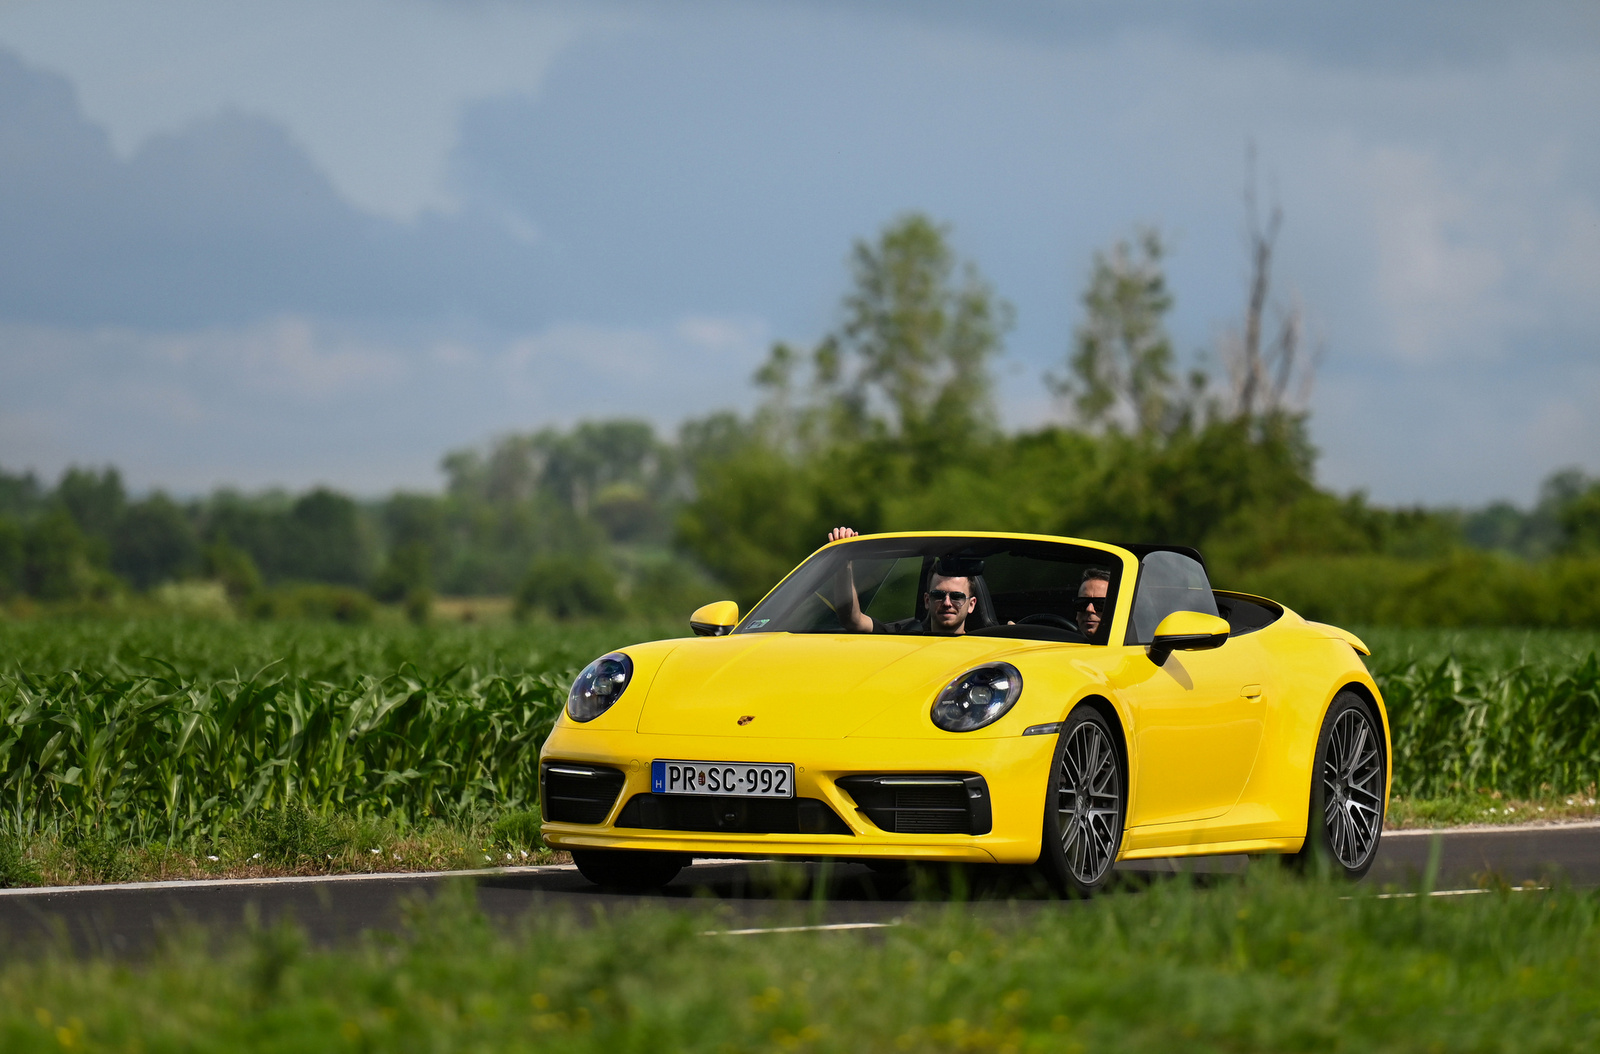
[1234,553,1600,629]
[514,553,623,620]
[248,584,376,623]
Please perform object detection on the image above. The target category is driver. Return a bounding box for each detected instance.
[826,527,978,635]
[1075,568,1113,641]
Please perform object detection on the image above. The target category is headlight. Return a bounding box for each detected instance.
[567,653,633,722]
[931,663,1023,732]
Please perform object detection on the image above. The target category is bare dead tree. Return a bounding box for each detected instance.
[1223,145,1321,419]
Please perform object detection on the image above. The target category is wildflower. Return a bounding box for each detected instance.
[520,850,529,859]
[206,855,219,862]
[251,852,262,859]
[370,848,381,855]
[505,853,513,861]
[484,854,492,862]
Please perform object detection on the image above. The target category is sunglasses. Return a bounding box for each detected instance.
[1072,595,1109,611]
[926,589,969,605]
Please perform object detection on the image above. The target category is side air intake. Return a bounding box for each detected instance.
[836,774,993,835]
[540,762,626,825]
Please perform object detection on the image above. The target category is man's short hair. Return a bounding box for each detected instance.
[1081,568,1112,583]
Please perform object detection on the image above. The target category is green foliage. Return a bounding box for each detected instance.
[247,584,377,623]
[514,552,623,620]
[203,540,263,601]
[1237,553,1600,629]
[1053,227,1188,434]
[110,493,201,589]
[7,873,1600,1050]
[0,653,563,841]
[0,618,693,844]
[0,831,39,887]
[1365,631,1600,797]
[22,509,111,601]
[0,516,22,599]
[241,803,350,865]
[489,809,543,851]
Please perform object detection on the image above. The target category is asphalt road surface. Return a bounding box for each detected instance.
[3,822,1596,958]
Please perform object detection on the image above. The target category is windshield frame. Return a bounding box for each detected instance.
[734,532,1137,644]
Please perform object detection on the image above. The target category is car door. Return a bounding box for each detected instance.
[1109,551,1267,829]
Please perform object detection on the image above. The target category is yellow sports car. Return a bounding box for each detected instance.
[539,532,1389,894]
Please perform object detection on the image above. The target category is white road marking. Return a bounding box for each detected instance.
[702,920,900,936]
[0,864,576,898]
[1384,819,1600,836]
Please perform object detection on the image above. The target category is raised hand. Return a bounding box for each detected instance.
[827,526,859,543]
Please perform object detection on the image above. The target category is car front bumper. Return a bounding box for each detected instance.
[538,725,1058,865]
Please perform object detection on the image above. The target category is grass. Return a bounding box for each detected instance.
[3,869,1599,1051]
[0,807,559,888]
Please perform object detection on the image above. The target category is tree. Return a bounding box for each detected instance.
[0,516,22,599]
[1052,228,1187,435]
[754,213,1011,466]
[1220,149,1319,419]
[111,494,201,590]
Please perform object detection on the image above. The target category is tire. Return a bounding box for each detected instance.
[571,849,688,891]
[1290,691,1386,879]
[1038,704,1126,896]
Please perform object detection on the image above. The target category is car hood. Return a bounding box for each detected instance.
[633,631,1050,739]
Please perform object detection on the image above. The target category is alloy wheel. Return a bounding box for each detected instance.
[1056,720,1121,884]
[1322,707,1384,869]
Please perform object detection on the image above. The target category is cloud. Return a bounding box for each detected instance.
[0,49,545,328]
[0,0,611,220]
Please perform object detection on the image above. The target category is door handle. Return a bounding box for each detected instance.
[1241,684,1263,699]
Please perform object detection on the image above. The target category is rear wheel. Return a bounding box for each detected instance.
[1290,691,1386,879]
[571,849,688,891]
[1038,704,1125,896]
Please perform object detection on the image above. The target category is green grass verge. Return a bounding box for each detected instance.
[5,870,1600,1051]
[0,805,557,888]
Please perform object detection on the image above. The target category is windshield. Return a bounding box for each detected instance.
[736,536,1125,643]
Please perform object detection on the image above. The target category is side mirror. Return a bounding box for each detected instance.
[1148,611,1231,665]
[689,600,740,637]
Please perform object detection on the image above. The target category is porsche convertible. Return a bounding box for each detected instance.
[538,532,1389,894]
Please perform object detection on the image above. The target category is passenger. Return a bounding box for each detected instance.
[825,527,978,636]
[1075,568,1113,641]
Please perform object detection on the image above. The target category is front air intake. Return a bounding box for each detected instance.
[836,774,992,835]
[540,762,626,824]
[614,794,853,835]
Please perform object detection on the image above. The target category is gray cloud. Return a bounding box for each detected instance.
[0,50,545,328]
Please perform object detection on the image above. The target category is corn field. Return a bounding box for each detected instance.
[1,620,1597,841]
[0,619,673,840]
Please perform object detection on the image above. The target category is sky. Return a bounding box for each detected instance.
[0,0,1595,506]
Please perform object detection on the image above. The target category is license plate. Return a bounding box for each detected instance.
[651,760,794,798]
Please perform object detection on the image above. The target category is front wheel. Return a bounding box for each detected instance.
[1290,691,1386,879]
[1038,705,1126,896]
[571,849,688,891]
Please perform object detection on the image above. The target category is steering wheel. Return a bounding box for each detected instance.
[1018,613,1077,630]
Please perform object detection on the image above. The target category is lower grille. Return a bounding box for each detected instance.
[615,794,853,835]
[541,762,626,825]
[837,774,992,835]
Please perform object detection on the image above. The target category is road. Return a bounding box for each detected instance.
[2,822,1596,958]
